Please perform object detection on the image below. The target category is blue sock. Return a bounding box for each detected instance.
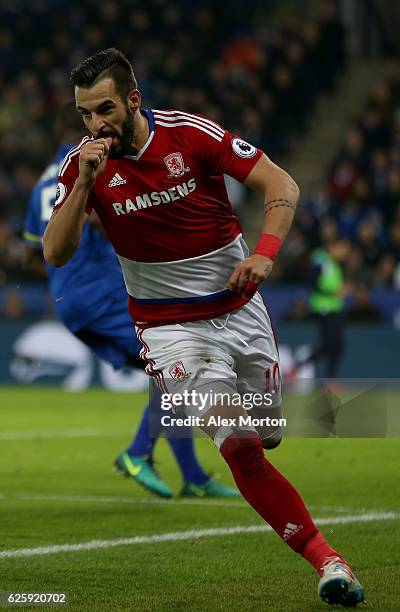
[126,404,156,457]
[126,386,163,457]
[127,381,209,485]
[166,434,209,486]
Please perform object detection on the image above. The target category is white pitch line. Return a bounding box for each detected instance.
[16,494,247,509]
[0,428,126,440]
[9,494,368,513]
[5,494,385,515]
[0,512,398,559]
[309,504,374,514]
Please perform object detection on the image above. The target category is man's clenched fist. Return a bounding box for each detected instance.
[79,137,112,184]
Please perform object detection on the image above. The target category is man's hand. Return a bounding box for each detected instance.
[227,254,274,295]
[79,137,112,184]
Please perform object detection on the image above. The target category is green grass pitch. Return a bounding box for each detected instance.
[0,387,399,611]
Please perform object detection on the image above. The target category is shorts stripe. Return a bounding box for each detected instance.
[136,327,168,393]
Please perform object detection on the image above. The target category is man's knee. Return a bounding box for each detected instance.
[256,404,284,449]
[261,427,283,450]
[219,431,267,478]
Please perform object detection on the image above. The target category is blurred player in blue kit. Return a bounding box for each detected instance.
[23,102,238,499]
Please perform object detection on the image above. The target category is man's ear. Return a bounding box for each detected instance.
[128,89,141,112]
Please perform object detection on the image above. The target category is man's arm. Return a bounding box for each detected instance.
[43,180,91,267]
[43,137,111,267]
[227,153,300,293]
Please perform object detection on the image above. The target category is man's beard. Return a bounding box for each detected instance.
[98,109,135,159]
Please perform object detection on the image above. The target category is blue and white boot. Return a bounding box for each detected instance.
[318,556,366,607]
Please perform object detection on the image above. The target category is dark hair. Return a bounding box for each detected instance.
[70,48,137,101]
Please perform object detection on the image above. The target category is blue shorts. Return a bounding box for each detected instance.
[68,295,142,370]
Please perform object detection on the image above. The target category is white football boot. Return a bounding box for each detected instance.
[318,556,366,607]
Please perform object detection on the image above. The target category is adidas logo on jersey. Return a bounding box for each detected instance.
[283,522,303,541]
[108,173,127,187]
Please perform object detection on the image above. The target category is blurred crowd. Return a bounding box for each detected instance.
[274,75,400,297]
[1,0,397,323]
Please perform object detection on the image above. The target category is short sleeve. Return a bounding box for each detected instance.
[190,118,263,182]
[53,136,95,214]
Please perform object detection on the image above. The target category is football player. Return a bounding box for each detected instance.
[24,102,238,499]
[43,50,365,607]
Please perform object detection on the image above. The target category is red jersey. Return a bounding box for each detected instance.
[55,109,263,326]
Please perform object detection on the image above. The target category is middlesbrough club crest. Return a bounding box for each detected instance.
[163,152,190,178]
[169,360,189,381]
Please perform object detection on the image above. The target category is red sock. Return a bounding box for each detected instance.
[220,433,344,575]
[302,531,346,575]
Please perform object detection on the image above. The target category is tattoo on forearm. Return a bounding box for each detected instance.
[264,198,297,214]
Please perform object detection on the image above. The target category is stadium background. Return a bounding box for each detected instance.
[0,2,399,611]
[0,0,399,385]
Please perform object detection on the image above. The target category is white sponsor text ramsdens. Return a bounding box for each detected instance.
[112,178,197,215]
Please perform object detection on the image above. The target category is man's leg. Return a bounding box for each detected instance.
[119,380,238,497]
[147,383,239,496]
[223,297,364,606]
[198,400,340,571]
[200,401,364,607]
[324,312,345,378]
[74,316,231,497]
[127,386,210,486]
[166,433,239,497]
[139,317,364,607]
[294,313,326,369]
[72,323,171,497]
[115,386,174,498]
